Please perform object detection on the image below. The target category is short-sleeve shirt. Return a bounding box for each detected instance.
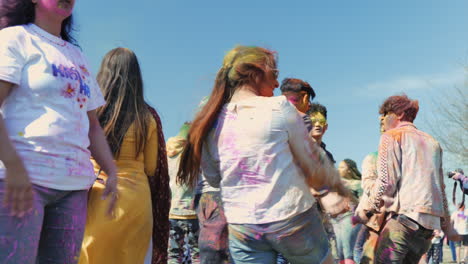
[0,24,105,190]
[452,210,468,235]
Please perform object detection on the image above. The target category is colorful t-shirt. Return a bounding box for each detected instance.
[0,24,105,190]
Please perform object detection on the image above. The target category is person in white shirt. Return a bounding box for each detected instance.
[176,45,350,264]
[0,1,117,263]
[452,204,468,263]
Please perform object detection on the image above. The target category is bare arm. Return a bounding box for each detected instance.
[87,110,118,215]
[0,81,19,169]
[0,80,33,217]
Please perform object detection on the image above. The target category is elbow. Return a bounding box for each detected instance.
[89,117,101,131]
[205,176,221,188]
[87,120,101,139]
[208,180,221,189]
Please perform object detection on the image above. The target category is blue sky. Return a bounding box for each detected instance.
[74,0,467,175]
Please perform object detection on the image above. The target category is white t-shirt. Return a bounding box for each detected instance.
[202,96,337,224]
[452,210,468,235]
[0,24,105,190]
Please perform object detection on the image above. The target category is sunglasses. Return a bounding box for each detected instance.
[310,118,327,126]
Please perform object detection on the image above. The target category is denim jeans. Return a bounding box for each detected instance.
[374,216,432,264]
[0,180,88,264]
[449,240,457,261]
[353,225,369,263]
[330,212,361,262]
[228,205,330,264]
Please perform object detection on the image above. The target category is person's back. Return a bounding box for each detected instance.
[82,117,158,264]
[178,46,346,264]
[166,125,201,264]
[113,119,157,177]
[168,136,195,217]
[383,123,446,217]
[205,95,314,224]
[354,94,457,264]
[80,48,165,264]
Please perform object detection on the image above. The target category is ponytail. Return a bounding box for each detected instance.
[177,67,232,188]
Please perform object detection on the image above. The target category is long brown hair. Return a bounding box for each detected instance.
[177,45,277,187]
[343,159,362,180]
[96,47,150,158]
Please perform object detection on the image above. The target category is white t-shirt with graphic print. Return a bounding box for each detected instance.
[0,24,105,190]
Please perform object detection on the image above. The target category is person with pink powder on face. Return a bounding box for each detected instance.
[0,0,117,263]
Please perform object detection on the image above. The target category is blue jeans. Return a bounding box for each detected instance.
[0,180,88,264]
[449,240,457,261]
[228,205,329,264]
[330,212,361,262]
[353,224,369,263]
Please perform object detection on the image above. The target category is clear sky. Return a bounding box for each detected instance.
[74,0,467,174]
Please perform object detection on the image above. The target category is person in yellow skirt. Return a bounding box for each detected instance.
[79,47,169,264]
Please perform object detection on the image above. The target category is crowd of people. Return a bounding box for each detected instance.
[0,1,465,264]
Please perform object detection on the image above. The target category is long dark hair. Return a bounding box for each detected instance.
[343,159,362,180]
[0,0,77,45]
[177,45,277,187]
[96,48,150,158]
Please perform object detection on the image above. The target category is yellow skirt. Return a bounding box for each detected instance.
[79,171,153,264]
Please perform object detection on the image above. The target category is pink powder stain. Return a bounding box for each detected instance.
[254,232,262,240]
[5,239,18,261]
[218,110,276,185]
[237,156,273,185]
